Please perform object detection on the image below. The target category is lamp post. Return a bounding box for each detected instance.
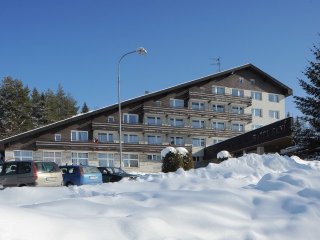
[117,47,147,169]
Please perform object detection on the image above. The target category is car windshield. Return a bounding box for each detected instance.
[82,166,100,174]
[112,168,126,175]
[35,162,60,173]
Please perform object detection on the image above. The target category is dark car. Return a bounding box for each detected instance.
[97,167,138,183]
[59,165,102,186]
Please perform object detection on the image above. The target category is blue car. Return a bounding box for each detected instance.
[59,165,102,186]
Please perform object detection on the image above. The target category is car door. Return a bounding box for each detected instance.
[1,162,19,187]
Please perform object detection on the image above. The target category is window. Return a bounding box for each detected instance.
[231,106,244,114]
[170,99,184,108]
[213,139,223,145]
[191,102,205,110]
[250,79,256,85]
[252,108,262,117]
[43,151,62,165]
[71,152,88,165]
[98,133,114,143]
[212,86,225,95]
[123,154,139,168]
[232,89,244,97]
[212,104,225,113]
[170,118,184,127]
[212,122,225,131]
[232,123,244,132]
[98,153,114,167]
[123,114,139,124]
[239,77,244,84]
[147,116,161,125]
[124,134,139,144]
[155,101,162,107]
[107,116,115,123]
[147,154,162,161]
[55,134,61,141]
[251,91,262,100]
[252,125,263,130]
[193,156,201,162]
[147,135,162,145]
[192,138,206,147]
[269,94,279,103]
[14,150,33,161]
[170,136,184,146]
[191,120,205,129]
[269,110,280,119]
[71,131,88,142]
[3,162,18,175]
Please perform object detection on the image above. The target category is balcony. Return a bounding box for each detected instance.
[188,90,252,106]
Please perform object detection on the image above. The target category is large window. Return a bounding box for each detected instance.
[269,110,280,119]
[123,114,139,124]
[192,138,206,147]
[43,151,62,165]
[251,91,262,100]
[123,154,139,168]
[147,135,162,145]
[170,118,184,127]
[170,99,184,108]
[14,150,33,161]
[231,106,244,114]
[191,120,205,129]
[71,152,88,165]
[191,102,205,110]
[212,104,225,113]
[98,153,114,167]
[71,131,88,142]
[212,122,225,130]
[232,123,244,132]
[124,134,139,144]
[170,136,184,146]
[98,133,114,143]
[252,108,262,117]
[268,94,279,103]
[212,86,225,95]
[232,88,244,97]
[147,116,161,125]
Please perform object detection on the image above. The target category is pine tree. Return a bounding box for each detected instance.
[81,102,89,113]
[0,77,32,138]
[31,88,47,128]
[294,40,320,155]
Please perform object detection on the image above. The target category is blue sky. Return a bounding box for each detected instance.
[0,0,319,116]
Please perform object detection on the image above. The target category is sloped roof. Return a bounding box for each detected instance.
[0,63,292,145]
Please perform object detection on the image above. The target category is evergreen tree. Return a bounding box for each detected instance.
[294,40,320,149]
[0,77,32,138]
[81,102,89,113]
[31,88,47,128]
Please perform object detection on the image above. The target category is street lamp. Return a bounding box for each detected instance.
[117,47,147,169]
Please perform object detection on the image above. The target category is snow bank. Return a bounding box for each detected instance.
[0,154,319,240]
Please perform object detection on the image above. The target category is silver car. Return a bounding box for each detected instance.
[0,161,63,188]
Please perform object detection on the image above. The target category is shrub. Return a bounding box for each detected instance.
[161,149,194,173]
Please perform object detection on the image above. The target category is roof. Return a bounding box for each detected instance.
[0,63,292,145]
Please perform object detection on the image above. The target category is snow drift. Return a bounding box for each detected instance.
[0,153,319,240]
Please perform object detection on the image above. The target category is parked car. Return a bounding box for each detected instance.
[0,161,63,188]
[97,167,138,183]
[59,165,102,186]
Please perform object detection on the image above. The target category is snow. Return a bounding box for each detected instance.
[1,153,320,240]
[175,147,189,156]
[217,150,231,159]
[160,146,177,158]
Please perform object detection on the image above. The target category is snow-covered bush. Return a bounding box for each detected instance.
[217,150,231,161]
[161,147,194,173]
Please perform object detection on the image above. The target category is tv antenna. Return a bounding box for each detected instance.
[210,57,221,72]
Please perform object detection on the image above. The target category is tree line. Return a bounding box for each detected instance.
[0,76,89,139]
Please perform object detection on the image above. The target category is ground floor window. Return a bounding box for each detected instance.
[192,138,206,147]
[147,154,161,161]
[123,154,139,168]
[71,152,88,165]
[193,156,202,162]
[98,153,114,167]
[43,151,62,165]
[14,150,33,161]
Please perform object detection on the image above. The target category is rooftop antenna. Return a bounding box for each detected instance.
[210,57,221,72]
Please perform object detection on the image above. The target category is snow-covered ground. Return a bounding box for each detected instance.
[1,153,320,240]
